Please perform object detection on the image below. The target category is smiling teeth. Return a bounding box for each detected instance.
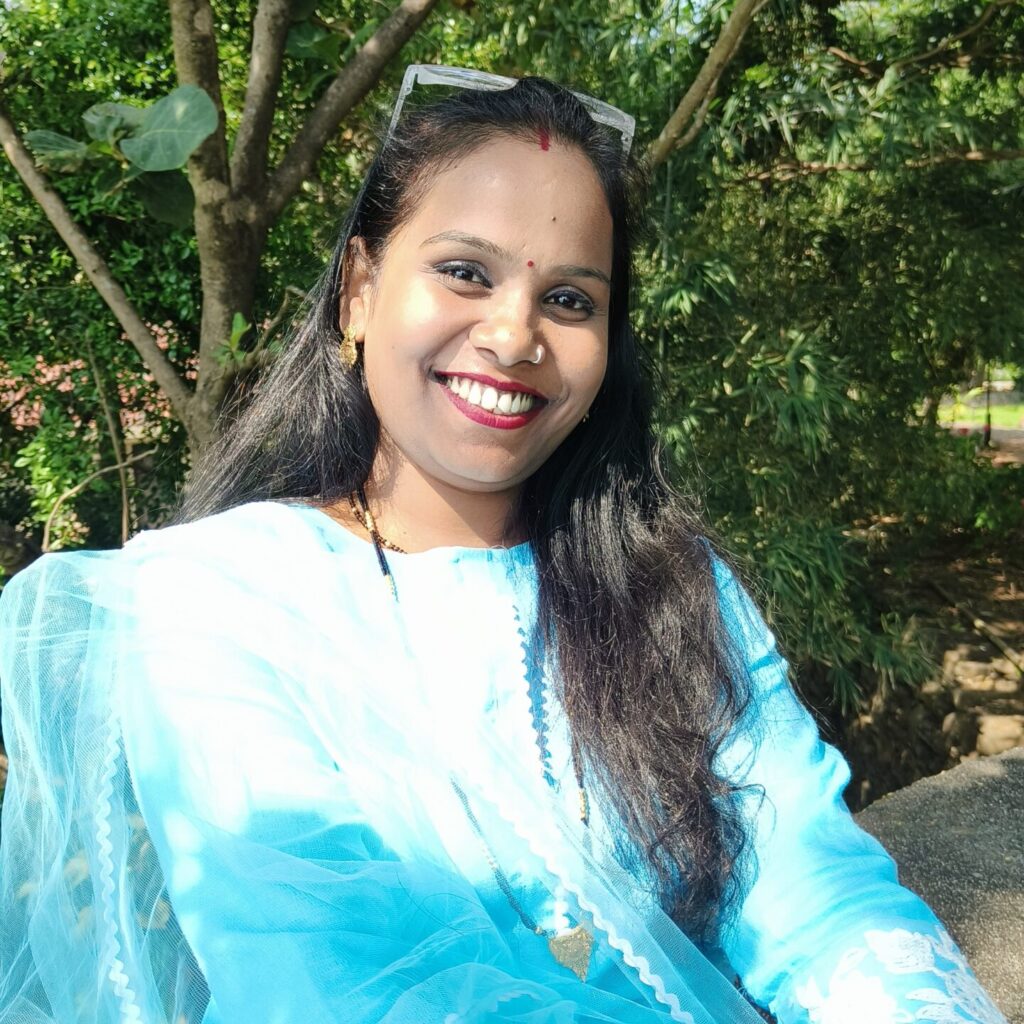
[444,375,536,415]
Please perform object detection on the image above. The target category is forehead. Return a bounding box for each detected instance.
[392,136,614,271]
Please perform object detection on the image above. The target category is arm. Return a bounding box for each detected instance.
[712,559,1008,1024]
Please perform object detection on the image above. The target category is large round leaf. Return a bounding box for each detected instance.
[82,101,145,145]
[130,171,196,228]
[24,130,88,168]
[119,85,217,172]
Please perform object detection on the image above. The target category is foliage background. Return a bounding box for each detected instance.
[2,0,1023,781]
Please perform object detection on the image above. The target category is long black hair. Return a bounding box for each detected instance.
[178,76,753,943]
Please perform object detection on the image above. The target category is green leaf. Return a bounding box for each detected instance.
[119,85,217,172]
[24,130,88,168]
[286,22,339,64]
[129,170,195,228]
[875,65,900,102]
[82,101,144,145]
[291,0,318,19]
[229,312,250,348]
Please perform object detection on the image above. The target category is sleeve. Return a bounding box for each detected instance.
[711,559,1009,1024]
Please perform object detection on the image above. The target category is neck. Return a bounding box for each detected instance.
[351,453,523,553]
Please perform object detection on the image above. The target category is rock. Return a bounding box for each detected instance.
[954,690,1023,712]
[943,645,975,685]
[953,660,1007,688]
[954,672,1020,695]
[856,748,1024,1023]
[941,710,979,752]
[976,714,1024,756]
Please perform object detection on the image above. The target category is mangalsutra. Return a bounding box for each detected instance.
[359,486,595,980]
[450,766,594,982]
[349,487,403,599]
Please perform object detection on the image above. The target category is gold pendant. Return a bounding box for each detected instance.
[547,925,593,982]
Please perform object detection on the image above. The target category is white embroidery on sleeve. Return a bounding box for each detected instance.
[794,927,1006,1024]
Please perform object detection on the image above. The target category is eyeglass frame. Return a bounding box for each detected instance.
[386,64,636,158]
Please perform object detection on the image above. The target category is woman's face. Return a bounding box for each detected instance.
[344,135,613,499]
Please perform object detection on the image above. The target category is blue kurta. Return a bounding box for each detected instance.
[0,501,1008,1023]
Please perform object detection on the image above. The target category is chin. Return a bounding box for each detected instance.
[434,456,539,492]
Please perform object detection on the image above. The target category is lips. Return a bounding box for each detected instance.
[434,372,546,430]
[440,374,539,415]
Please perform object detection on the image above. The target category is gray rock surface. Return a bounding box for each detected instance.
[856,747,1024,1023]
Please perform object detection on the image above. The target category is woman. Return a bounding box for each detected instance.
[0,71,1007,1024]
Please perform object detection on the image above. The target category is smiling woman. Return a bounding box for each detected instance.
[342,136,611,534]
[0,72,1008,1024]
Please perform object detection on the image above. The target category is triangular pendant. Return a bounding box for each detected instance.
[547,925,594,982]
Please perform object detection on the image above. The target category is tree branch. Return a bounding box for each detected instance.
[203,284,306,408]
[736,148,1024,183]
[674,89,716,151]
[168,0,229,189]
[231,0,294,194]
[647,0,769,168]
[264,0,440,224]
[86,339,131,545]
[257,284,307,348]
[42,448,157,552]
[0,101,199,434]
[828,0,1016,82]
[826,45,879,80]
[891,0,1016,75]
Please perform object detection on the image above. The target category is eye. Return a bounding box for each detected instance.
[545,289,595,319]
[436,261,491,288]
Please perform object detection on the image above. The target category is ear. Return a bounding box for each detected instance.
[339,236,373,339]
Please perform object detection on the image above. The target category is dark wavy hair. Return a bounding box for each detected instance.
[177,76,753,943]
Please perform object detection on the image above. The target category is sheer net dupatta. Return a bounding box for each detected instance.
[0,503,764,1024]
[0,550,208,1024]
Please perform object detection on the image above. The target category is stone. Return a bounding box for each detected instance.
[942,645,974,685]
[975,714,1024,756]
[953,660,1016,691]
[856,748,1024,1023]
[955,672,1019,695]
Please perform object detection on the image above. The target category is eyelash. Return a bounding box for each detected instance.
[435,261,596,317]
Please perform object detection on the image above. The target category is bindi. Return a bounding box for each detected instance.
[526,260,534,268]
[538,128,550,151]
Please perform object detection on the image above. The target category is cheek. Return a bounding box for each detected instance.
[366,278,462,360]
[566,335,609,403]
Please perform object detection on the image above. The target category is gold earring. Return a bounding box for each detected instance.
[339,325,359,369]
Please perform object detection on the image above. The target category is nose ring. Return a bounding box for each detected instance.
[529,345,544,366]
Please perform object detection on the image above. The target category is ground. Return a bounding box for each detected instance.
[841,427,1024,809]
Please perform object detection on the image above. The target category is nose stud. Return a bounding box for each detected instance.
[529,345,544,366]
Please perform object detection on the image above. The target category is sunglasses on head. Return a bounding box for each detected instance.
[387,64,636,158]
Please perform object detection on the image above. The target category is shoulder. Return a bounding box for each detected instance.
[1,502,329,632]
[124,500,323,565]
[121,501,337,622]
[707,550,777,659]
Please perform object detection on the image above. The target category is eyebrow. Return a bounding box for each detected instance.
[421,231,611,288]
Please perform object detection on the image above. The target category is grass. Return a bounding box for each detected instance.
[939,402,1024,430]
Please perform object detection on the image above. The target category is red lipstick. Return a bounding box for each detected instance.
[436,378,545,430]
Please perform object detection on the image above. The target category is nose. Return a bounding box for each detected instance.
[469,296,539,368]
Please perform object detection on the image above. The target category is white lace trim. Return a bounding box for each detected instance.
[794,926,1007,1024]
[95,713,144,1021]
[477,599,697,1023]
